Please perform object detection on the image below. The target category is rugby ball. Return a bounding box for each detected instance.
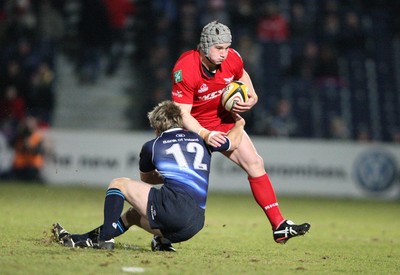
[221,81,249,111]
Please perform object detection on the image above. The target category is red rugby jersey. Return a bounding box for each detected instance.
[171,49,244,132]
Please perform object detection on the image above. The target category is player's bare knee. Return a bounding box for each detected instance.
[109,177,131,191]
[245,155,264,170]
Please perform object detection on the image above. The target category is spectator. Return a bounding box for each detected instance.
[316,13,341,47]
[234,30,262,86]
[0,85,27,142]
[0,59,29,98]
[177,1,199,53]
[315,0,340,33]
[0,1,7,43]
[229,0,257,37]
[103,0,135,76]
[200,0,230,28]
[264,99,298,137]
[77,0,111,84]
[256,2,289,43]
[28,61,55,125]
[11,116,45,181]
[286,40,319,80]
[255,2,290,101]
[329,116,350,140]
[390,129,400,143]
[0,85,26,121]
[36,0,65,68]
[314,43,340,79]
[338,10,367,57]
[13,39,42,79]
[355,124,372,143]
[3,0,37,44]
[289,1,315,57]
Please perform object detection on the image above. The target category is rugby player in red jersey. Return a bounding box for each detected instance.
[171,21,310,244]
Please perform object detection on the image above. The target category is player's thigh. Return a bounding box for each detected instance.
[223,131,265,176]
[111,177,152,217]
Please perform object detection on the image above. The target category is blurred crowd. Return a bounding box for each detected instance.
[0,0,64,181]
[135,0,400,142]
[1,0,400,181]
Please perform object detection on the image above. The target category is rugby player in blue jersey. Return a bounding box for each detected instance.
[52,100,245,251]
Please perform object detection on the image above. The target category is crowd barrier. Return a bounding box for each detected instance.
[36,129,400,200]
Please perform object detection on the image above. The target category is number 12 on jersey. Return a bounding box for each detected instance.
[165,143,208,171]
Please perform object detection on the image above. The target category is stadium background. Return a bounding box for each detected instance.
[0,0,399,199]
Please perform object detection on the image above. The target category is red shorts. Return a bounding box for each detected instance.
[198,114,235,134]
[209,122,235,134]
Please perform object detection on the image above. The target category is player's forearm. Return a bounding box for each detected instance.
[140,170,163,184]
[175,102,225,146]
[227,126,244,150]
[239,70,258,103]
[181,110,204,134]
[175,102,208,136]
[182,111,224,145]
[226,118,245,150]
[182,114,215,142]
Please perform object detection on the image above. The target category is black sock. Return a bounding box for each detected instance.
[99,188,126,241]
[71,218,128,242]
[71,226,101,242]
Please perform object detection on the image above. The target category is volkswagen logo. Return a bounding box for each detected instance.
[353,149,397,192]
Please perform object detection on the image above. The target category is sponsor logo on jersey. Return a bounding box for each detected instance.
[224,76,234,84]
[172,90,183,98]
[198,84,209,93]
[198,88,225,101]
[174,70,183,83]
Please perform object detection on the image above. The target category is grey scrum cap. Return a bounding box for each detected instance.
[198,21,232,56]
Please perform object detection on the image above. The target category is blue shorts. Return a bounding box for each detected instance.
[147,185,205,243]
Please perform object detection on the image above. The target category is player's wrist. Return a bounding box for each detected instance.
[198,128,210,140]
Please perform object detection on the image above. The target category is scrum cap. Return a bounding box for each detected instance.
[198,21,232,56]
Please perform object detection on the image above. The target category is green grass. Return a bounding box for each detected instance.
[1,182,400,275]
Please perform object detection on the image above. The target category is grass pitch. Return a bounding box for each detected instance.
[0,182,399,275]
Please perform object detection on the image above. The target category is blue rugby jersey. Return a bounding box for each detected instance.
[139,128,230,209]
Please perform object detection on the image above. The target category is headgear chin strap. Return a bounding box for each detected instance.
[198,21,232,58]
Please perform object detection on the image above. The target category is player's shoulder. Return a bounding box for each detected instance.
[227,48,243,63]
[142,138,156,150]
[174,49,200,68]
[173,50,200,84]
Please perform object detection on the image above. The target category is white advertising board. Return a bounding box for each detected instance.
[0,133,14,174]
[42,130,400,200]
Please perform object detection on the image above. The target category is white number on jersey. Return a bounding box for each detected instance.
[165,142,207,171]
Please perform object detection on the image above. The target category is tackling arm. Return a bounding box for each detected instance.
[174,102,227,147]
[140,170,163,185]
[226,114,246,150]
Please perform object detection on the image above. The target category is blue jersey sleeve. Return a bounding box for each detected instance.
[139,140,156,172]
[208,136,231,152]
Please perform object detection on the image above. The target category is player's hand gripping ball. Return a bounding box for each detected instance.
[221,81,249,112]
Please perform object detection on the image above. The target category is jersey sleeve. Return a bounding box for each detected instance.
[172,71,195,104]
[171,51,198,104]
[230,49,244,80]
[208,136,232,152]
[139,140,156,172]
